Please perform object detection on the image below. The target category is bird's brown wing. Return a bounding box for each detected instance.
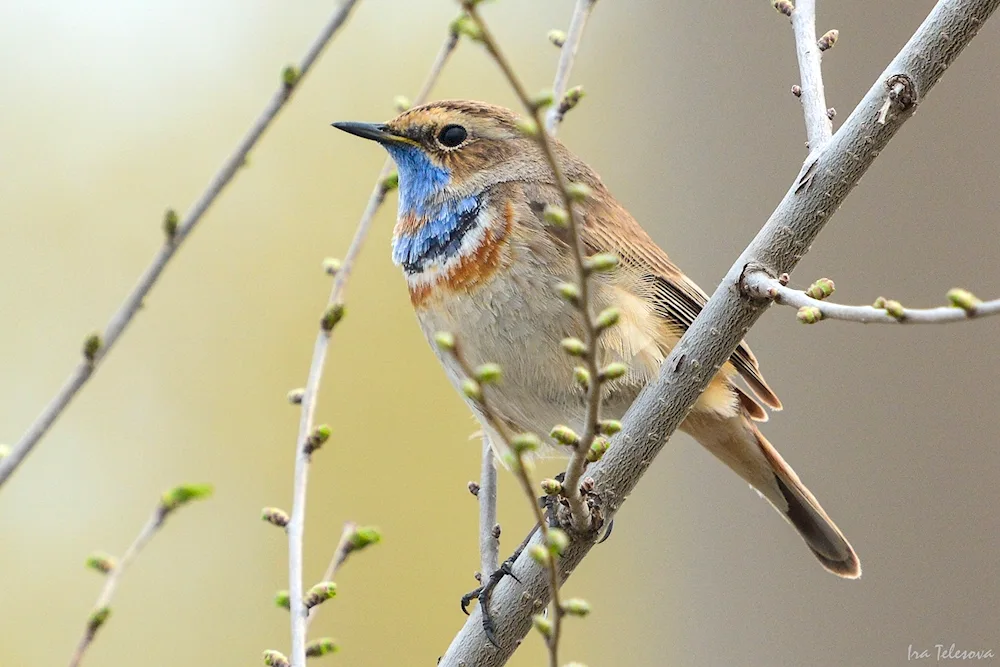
[563,186,783,412]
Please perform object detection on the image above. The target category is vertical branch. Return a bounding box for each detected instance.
[284,29,460,667]
[0,0,362,491]
[790,0,833,150]
[545,0,597,134]
[478,435,500,578]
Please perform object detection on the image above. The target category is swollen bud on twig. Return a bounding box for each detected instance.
[883,299,905,319]
[274,590,291,610]
[585,253,619,274]
[282,65,301,89]
[320,304,345,331]
[85,552,116,574]
[559,86,585,115]
[261,507,290,529]
[304,581,338,609]
[515,117,539,137]
[543,204,569,227]
[474,363,503,385]
[791,84,802,97]
[434,331,456,352]
[560,337,587,357]
[817,29,839,51]
[346,525,382,552]
[594,307,621,330]
[561,598,592,617]
[773,0,794,17]
[805,278,836,300]
[540,478,563,496]
[160,483,213,514]
[587,436,610,463]
[468,481,480,496]
[304,425,332,455]
[511,432,542,454]
[947,288,981,313]
[557,282,582,306]
[83,333,102,363]
[450,14,483,41]
[393,95,412,112]
[380,171,399,192]
[163,209,179,240]
[462,378,483,402]
[528,544,550,565]
[87,606,111,635]
[306,638,339,657]
[566,182,593,202]
[322,258,341,276]
[573,366,591,389]
[599,362,628,382]
[550,424,581,446]
[287,388,305,405]
[796,306,823,324]
[263,649,290,667]
[531,89,555,111]
[547,29,567,47]
[546,528,570,556]
[598,419,622,435]
[532,614,553,638]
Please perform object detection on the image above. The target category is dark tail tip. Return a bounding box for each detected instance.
[775,476,862,579]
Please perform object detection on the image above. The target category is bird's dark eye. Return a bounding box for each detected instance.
[437,124,467,148]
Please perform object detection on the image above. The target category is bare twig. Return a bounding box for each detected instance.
[789,0,833,151]
[436,334,564,667]
[0,0,363,491]
[440,1,1000,664]
[462,0,605,540]
[744,273,1000,324]
[68,484,212,667]
[306,521,381,629]
[545,0,598,134]
[285,29,460,667]
[478,435,500,578]
[474,0,594,582]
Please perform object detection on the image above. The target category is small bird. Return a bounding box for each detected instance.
[333,100,860,579]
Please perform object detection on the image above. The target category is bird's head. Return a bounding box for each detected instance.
[333,100,543,215]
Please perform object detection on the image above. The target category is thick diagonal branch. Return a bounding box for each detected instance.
[439,1,1000,664]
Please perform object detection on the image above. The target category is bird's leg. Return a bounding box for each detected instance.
[461,524,537,646]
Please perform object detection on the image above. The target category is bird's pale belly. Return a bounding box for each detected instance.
[412,268,645,453]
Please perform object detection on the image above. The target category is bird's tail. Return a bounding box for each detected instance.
[681,410,861,579]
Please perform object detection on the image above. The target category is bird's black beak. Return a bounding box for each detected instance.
[331,121,409,145]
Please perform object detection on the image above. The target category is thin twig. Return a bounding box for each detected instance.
[440,1,1000,664]
[304,521,380,629]
[478,435,500,578]
[440,337,564,667]
[285,29,460,667]
[0,0,362,491]
[790,0,833,151]
[545,0,597,134]
[68,485,212,667]
[463,0,602,540]
[744,273,1000,324]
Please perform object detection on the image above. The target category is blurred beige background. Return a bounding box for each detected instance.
[2,1,998,665]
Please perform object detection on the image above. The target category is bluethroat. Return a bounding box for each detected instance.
[334,100,860,579]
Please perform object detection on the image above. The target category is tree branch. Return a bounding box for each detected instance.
[545,0,597,134]
[439,0,1000,663]
[744,273,1000,324]
[0,0,363,491]
[790,0,833,151]
[478,435,500,579]
[285,29,459,667]
[67,484,212,667]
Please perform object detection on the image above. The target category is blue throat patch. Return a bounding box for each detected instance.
[387,144,484,274]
